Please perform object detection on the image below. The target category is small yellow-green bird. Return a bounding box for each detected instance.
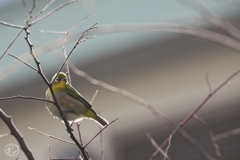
[45,72,109,127]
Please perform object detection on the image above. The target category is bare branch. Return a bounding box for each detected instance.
[30,0,77,25]
[0,21,24,29]
[0,109,35,160]
[84,118,119,148]
[0,95,54,104]
[8,54,38,71]
[194,114,220,157]
[28,127,75,145]
[146,133,171,160]
[214,127,240,141]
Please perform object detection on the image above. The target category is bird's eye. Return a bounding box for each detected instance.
[63,78,67,82]
[55,78,59,82]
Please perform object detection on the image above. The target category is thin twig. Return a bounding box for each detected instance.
[0,109,35,160]
[77,121,83,146]
[205,72,212,94]
[98,111,104,160]
[84,118,118,148]
[8,54,38,71]
[0,21,24,29]
[28,127,75,145]
[30,0,56,21]
[194,114,220,156]
[28,0,36,16]
[0,133,10,137]
[214,127,240,141]
[0,95,54,104]
[146,133,171,160]
[90,90,99,105]
[0,29,24,60]
[30,0,77,25]
[163,135,172,160]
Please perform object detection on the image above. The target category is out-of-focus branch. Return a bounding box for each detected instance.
[2,22,240,81]
[0,108,35,160]
[177,0,240,40]
[214,127,240,141]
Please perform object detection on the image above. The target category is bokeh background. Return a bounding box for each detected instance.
[0,0,240,160]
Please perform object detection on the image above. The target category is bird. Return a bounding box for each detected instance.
[45,72,109,127]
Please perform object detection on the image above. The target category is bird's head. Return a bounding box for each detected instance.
[51,72,68,90]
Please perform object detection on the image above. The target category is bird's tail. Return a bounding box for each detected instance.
[95,114,109,127]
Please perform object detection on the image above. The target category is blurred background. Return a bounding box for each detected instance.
[0,0,240,160]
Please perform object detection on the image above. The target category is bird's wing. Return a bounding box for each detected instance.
[65,84,93,110]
